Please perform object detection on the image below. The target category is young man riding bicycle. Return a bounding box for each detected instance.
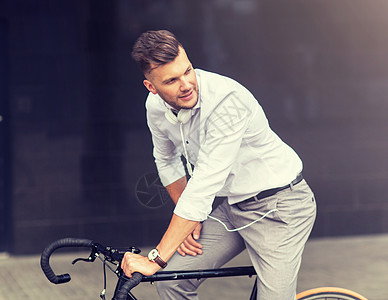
[121,29,316,300]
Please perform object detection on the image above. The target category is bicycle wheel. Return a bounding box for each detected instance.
[296,287,368,300]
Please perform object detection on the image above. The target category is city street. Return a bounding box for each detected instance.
[0,234,387,300]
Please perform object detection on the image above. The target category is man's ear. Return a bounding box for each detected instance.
[143,79,157,94]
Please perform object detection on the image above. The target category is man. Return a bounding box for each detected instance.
[121,30,316,300]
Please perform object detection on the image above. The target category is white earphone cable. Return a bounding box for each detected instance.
[208,208,279,232]
[180,122,193,176]
[173,105,275,231]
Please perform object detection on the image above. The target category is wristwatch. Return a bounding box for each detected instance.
[148,248,167,268]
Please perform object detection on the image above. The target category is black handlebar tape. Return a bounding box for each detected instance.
[115,272,143,300]
[40,238,93,284]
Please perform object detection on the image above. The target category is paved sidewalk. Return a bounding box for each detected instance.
[0,234,387,300]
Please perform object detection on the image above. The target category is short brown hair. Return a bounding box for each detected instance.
[131,30,183,74]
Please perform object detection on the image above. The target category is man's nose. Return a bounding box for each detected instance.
[180,78,191,91]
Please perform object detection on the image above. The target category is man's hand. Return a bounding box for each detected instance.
[121,252,160,277]
[177,222,203,256]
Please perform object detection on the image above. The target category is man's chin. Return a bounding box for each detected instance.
[178,94,198,110]
[179,100,197,110]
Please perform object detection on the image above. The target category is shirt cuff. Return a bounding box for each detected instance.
[157,163,186,187]
[173,199,212,222]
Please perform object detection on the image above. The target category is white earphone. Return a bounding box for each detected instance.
[165,108,192,124]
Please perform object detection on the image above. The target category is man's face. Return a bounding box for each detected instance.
[143,47,198,110]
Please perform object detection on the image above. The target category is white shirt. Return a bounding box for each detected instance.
[146,69,303,221]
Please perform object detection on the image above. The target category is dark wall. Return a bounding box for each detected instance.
[0,18,11,251]
[1,0,388,254]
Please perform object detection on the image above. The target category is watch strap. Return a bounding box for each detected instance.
[154,255,167,268]
[148,248,167,268]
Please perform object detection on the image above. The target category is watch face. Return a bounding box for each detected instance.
[148,248,158,260]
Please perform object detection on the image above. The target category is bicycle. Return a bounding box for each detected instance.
[40,238,368,300]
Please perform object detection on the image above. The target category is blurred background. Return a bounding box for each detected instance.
[0,0,388,254]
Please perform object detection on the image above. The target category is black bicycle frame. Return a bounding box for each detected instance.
[40,238,258,300]
[112,266,258,300]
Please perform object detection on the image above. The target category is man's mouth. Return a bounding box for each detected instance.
[179,90,194,101]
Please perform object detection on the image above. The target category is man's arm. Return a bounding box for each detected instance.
[121,213,200,277]
[165,175,187,205]
[120,177,202,277]
[156,213,199,261]
[165,176,203,256]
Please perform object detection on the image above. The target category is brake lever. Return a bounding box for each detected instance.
[72,248,98,265]
[71,245,140,265]
[121,246,141,254]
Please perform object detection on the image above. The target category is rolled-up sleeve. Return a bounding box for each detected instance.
[151,128,186,186]
[146,104,186,187]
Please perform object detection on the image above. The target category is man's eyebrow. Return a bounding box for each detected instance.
[162,76,177,84]
[161,65,192,84]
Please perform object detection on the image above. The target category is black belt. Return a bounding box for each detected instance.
[250,173,304,201]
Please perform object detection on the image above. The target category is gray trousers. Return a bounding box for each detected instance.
[156,180,316,300]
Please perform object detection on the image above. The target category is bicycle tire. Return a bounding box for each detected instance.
[297,287,368,300]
